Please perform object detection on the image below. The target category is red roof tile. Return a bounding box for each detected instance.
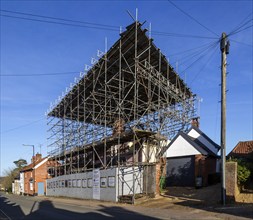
[228,141,253,159]
[21,157,47,172]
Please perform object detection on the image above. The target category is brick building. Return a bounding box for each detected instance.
[21,153,55,196]
[228,140,253,162]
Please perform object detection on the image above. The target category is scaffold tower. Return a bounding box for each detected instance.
[47,21,197,202]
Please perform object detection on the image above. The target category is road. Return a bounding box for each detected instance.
[0,192,252,219]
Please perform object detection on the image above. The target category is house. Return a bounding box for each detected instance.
[165,126,220,187]
[12,174,21,195]
[227,140,253,162]
[21,153,52,196]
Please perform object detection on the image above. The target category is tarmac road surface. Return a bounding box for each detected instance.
[0,192,252,220]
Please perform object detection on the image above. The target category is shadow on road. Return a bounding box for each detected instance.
[162,184,253,219]
[0,194,25,218]
[0,193,159,219]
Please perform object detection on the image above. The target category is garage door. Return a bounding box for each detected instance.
[166,156,195,187]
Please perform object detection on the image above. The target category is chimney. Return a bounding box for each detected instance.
[191,117,200,128]
[113,118,125,136]
[31,153,42,163]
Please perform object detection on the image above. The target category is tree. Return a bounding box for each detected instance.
[2,158,28,192]
[13,159,27,170]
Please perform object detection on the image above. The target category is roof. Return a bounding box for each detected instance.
[228,140,253,160]
[47,21,193,125]
[21,157,48,172]
[164,128,219,158]
[188,136,218,157]
[187,126,220,149]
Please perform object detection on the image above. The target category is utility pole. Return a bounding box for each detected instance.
[220,32,229,205]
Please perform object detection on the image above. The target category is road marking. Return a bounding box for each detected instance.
[0,209,12,220]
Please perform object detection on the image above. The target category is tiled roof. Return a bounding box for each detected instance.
[21,157,47,172]
[228,140,253,159]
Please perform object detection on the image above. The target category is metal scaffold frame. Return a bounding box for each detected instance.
[46,21,197,202]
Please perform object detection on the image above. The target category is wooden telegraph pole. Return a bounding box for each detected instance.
[220,32,229,205]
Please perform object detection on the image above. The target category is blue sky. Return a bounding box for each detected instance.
[0,0,252,175]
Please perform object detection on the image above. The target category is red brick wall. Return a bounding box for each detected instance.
[24,170,34,195]
[195,155,217,186]
[23,160,51,195]
[34,161,49,194]
[156,163,161,194]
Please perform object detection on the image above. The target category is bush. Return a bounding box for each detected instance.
[237,162,251,184]
[160,176,166,190]
[227,158,251,185]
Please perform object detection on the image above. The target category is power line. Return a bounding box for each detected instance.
[0,14,119,32]
[167,41,218,57]
[167,0,219,37]
[152,31,218,39]
[189,43,219,85]
[230,39,252,47]
[176,40,219,66]
[228,12,252,36]
[1,9,221,40]
[0,118,45,134]
[0,71,80,77]
[0,9,118,28]
[228,24,253,37]
[180,40,219,74]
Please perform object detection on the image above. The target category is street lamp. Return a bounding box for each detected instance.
[23,144,35,196]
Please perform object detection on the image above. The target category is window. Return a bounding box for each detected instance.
[108,176,115,188]
[77,179,81,188]
[82,179,87,188]
[88,178,92,188]
[100,177,107,188]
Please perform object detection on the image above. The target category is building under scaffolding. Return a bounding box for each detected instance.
[46,21,197,203]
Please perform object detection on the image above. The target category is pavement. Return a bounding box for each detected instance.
[0,191,253,219]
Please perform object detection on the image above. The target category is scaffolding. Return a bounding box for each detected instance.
[47,21,197,202]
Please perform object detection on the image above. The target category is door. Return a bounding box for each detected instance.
[166,156,195,186]
[37,182,44,196]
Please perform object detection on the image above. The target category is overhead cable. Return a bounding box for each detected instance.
[0,14,119,32]
[0,9,118,28]
[189,43,219,85]
[152,31,218,39]
[1,9,221,40]
[0,118,45,134]
[228,12,252,36]
[168,0,219,37]
[0,71,80,77]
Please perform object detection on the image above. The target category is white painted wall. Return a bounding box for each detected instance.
[20,172,24,194]
[142,144,157,163]
[13,180,20,195]
[166,135,205,158]
[188,129,218,154]
[46,166,144,202]
[47,169,117,202]
[118,166,143,196]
